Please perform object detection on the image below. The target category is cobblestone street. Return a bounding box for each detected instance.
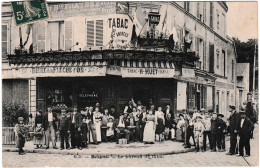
[2,125,258,167]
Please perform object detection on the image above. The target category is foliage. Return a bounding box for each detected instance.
[2,101,28,127]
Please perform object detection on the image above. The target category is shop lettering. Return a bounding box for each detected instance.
[126,68,169,75]
[31,67,84,74]
[108,18,128,29]
[79,93,98,98]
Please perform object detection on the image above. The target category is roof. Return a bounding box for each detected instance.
[237,63,249,76]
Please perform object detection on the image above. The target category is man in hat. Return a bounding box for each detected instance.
[42,106,58,149]
[227,105,239,155]
[243,93,257,124]
[217,113,227,152]
[210,112,221,152]
[58,109,70,150]
[194,114,205,152]
[203,111,213,151]
[114,113,130,144]
[70,106,83,150]
[237,111,254,157]
[185,111,195,148]
[15,117,27,155]
[86,106,98,145]
[138,106,147,142]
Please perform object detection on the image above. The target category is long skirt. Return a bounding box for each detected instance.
[155,118,164,134]
[176,128,183,141]
[16,135,25,148]
[95,122,101,142]
[33,132,46,145]
[143,121,155,142]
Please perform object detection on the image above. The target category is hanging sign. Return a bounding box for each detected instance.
[108,14,133,49]
[12,65,106,78]
[121,67,175,78]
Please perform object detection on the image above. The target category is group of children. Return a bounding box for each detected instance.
[175,109,227,152]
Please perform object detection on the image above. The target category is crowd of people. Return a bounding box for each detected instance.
[14,94,257,156]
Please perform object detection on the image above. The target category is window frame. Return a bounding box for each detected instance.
[2,24,9,60]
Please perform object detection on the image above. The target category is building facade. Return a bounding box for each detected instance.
[2,1,237,118]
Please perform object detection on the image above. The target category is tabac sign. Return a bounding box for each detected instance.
[121,67,175,78]
[11,0,49,26]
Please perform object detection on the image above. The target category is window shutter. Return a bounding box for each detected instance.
[2,25,7,59]
[65,21,72,51]
[96,20,103,46]
[87,20,94,47]
[37,22,46,52]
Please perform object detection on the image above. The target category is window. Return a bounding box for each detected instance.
[222,50,226,76]
[2,24,8,60]
[210,2,213,28]
[217,12,220,29]
[222,13,226,36]
[87,20,104,47]
[216,49,220,69]
[37,22,46,52]
[184,2,190,12]
[48,21,64,51]
[209,43,214,73]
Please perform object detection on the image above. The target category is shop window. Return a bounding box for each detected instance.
[2,24,8,60]
[87,20,104,47]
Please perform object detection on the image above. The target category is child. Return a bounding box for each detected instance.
[194,115,205,152]
[58,109,70,150]
[33,123,45,149]
[106,116,115,142]
[81,117,88,148]
[217,114,227,152]
[15,117,27,155]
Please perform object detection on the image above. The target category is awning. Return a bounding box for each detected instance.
[108,60,175,78]
[10,60,107,79]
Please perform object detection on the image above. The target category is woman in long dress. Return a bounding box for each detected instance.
[93,107,102,143]
[143,110,155,144]
[176,114,186,142]
[32,110,45,149]
[155,106,165,142]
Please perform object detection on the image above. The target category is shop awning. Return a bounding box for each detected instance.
[10,60,107,79]
[108,60,175,78]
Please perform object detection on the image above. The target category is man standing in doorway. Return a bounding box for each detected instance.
[42,106,58,149]
[227,105,239,155]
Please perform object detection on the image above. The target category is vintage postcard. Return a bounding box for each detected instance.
[1,1,259,167]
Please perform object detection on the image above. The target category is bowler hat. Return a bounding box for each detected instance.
[179,114,184,118]
[247,92,252,96]
[229,105,235,110]
[217,114,224,118]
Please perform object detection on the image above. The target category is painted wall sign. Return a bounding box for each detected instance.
[11,0,49,26]
[108,14,133,49]
[106,65,121,76]
[12,66,106,78]
[48,2,116,18]
[121,67,175,78]
[182,68,195,78]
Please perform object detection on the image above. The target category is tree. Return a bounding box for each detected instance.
[232,38,258,92]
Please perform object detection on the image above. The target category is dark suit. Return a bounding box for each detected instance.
[70,112,83,148]
[245,102,256,124]
[58,116,70,149]
[227,111,239,154]
[138,112,146,142]
[42,112,58,148]
[86,111,97,143]
[211,118,222,150]
[164,109,175,120]
[238,117,254,156]
[114,118,130,143]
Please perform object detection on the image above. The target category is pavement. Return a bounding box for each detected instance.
[2,124,258,167]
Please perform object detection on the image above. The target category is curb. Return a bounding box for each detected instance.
[2,147,195,156]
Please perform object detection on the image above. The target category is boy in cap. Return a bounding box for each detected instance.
[217,114,227,152]
[194,115,205,152]
[237,111,254,157]
[15,117,27,155]
[211,112,220,152]
[58,109,70,150]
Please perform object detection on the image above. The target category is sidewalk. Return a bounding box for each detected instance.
[3,140,195,156]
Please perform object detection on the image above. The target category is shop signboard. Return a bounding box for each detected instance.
[12,65,106,78]
[121,67,175,78]
[182,68,195,78]
[108,14,133,49]
[106,65,121,76]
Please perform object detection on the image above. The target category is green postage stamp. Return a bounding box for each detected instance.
[11,0,49,26]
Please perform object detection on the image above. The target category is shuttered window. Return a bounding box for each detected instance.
[65,21,72,51]
[210,2,213,28]
[2,25,8,59]
[47,21,65,51]
[37,23,46,52]
[87,20,103,47]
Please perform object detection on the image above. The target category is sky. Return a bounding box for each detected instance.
[227,2,258,42]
